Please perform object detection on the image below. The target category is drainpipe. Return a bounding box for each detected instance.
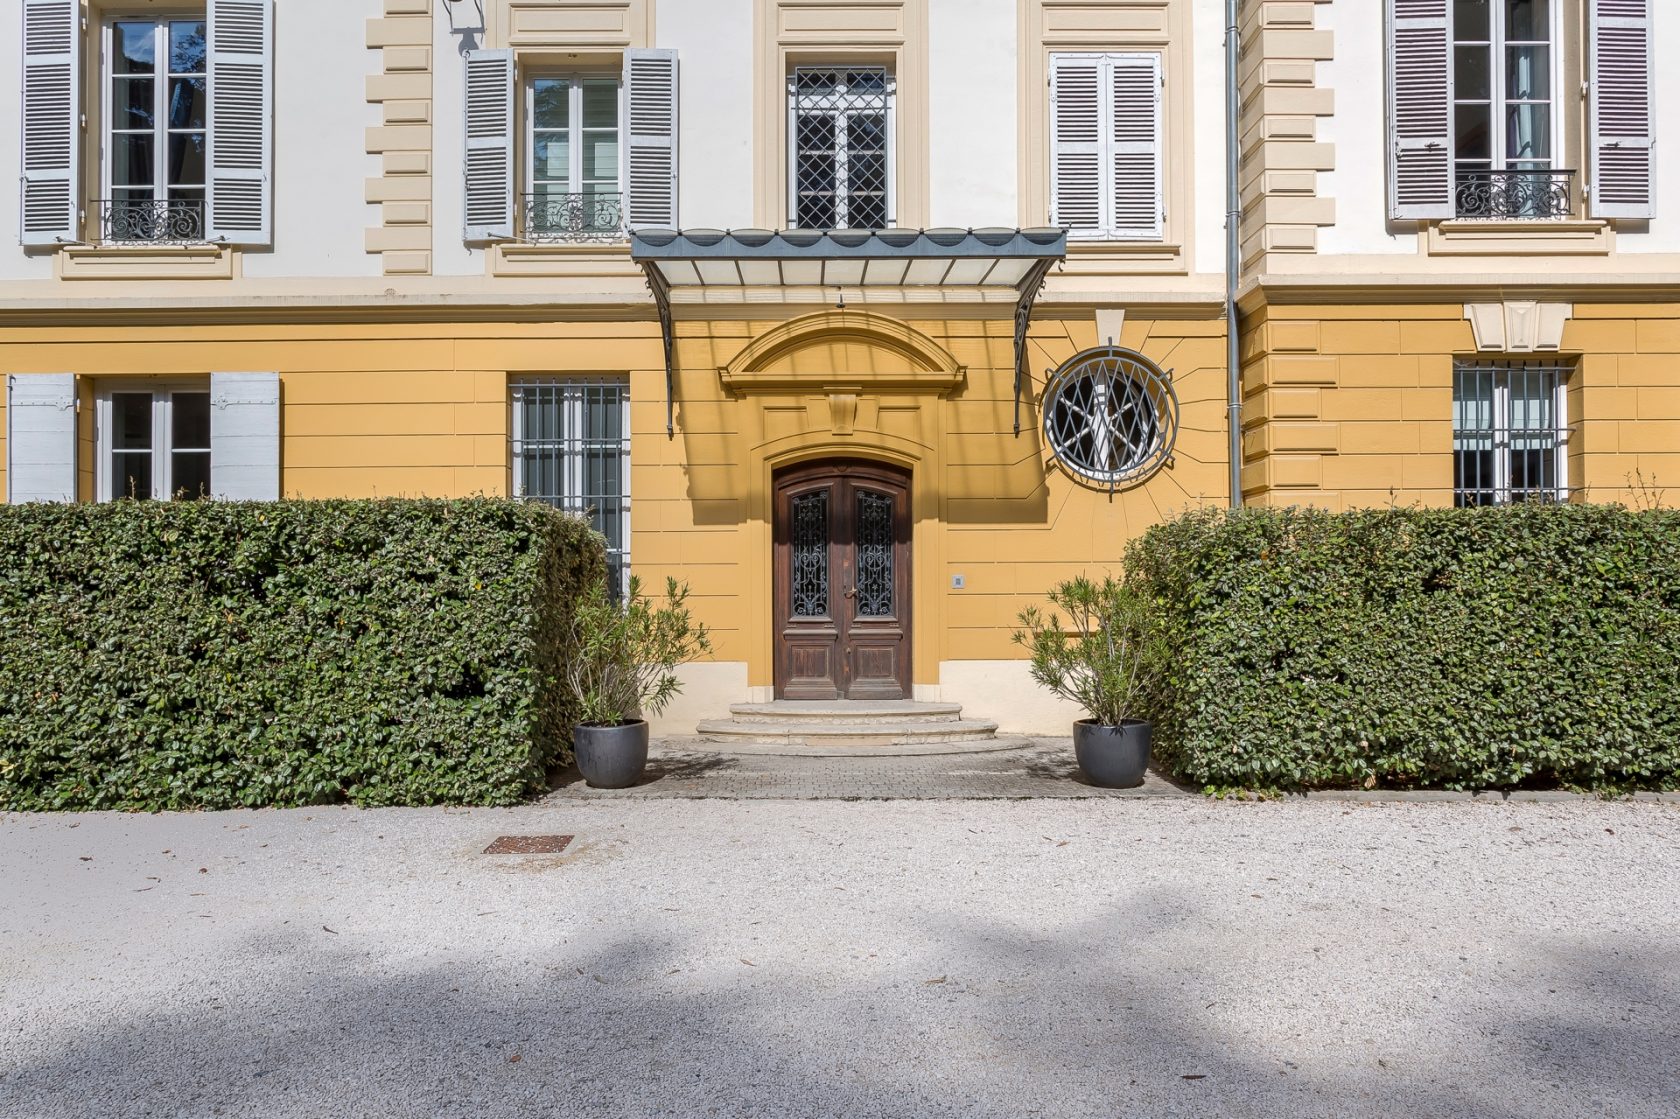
[1224,0,1244,509]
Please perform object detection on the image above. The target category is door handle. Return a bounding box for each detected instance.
[844,585,856,598]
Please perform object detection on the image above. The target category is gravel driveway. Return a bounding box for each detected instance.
[2,798,1676,1118]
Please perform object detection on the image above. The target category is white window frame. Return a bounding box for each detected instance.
[94,380,213,502]
[510,377,633,598]
[523,72,625,204]
[1452,361,1570,506]
[1451,1,1563,177]
[786,66,897,230]
[99,12,209,239]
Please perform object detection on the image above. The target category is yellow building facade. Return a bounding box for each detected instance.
[2,0,1676,734]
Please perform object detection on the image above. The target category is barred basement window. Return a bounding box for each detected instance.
[512,378,631,597]
[1453,360,1570,507]
[788,66,893,230]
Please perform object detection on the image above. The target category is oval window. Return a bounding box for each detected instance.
[1041,346,1178,490]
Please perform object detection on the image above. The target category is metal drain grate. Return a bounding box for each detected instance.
[484,835,574,855]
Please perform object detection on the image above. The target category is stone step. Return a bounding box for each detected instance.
[697,716,1001,748]
[723,700,965,726]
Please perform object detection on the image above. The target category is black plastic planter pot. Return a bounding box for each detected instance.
[1073,719,1152,788]
[572,720,650,789]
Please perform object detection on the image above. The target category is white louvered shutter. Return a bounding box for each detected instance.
[1050,53,1103,236]
[1386,0,1454,220]
[1589,0,1655,220]
[19,0,81,247]
[210,373,280,501]
[1110,53,1163,240]
[206,0,273,245]
[463,50,515,241]
[6,374,77,503]
[625,49,679,229]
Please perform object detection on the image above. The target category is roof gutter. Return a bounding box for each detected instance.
[1225,0,1244,508]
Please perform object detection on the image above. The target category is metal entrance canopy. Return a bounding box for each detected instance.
[630,227,1067,436]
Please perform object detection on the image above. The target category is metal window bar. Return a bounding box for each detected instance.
[1452,361,1570,508]
[511,378,632,598]
[789,67,893,230]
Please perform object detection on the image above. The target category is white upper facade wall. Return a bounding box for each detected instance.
[1,0,1239,288]
[1314,0,1678,263]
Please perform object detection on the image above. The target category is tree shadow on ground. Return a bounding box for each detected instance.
[3,887,1673,1119]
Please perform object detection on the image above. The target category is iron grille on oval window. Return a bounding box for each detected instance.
[790,67,892,230]
[1041,346,1178,491]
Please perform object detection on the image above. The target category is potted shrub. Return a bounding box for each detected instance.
[1014,576,1165,788]
[564,575,712,788]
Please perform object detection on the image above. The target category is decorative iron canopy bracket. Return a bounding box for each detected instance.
[1013,257,1057,436]
[637,258,677,439]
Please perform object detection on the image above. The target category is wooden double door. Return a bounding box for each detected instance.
[773,460,912,700]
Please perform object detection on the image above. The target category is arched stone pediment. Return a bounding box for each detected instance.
[718,310,967,397]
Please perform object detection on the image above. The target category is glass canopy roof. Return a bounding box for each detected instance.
[630,228,1068,438]
[630,227,1067,290]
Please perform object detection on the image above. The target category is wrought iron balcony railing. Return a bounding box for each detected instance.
[520,191,625,243]
[100,198,206,244]
[1454,169,1577,221]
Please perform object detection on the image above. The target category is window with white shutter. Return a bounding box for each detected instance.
[625,49,678,229]
[101,16,209,244]
[6,374,78,503]
[464,50,516,242]
[1049,52,1162,242]
[1390,1,1579,222]
[205,0,273,245]
[1589,0,1655,220]
[19,0,81,247]
[524,73,624,242]
[94,381,213,501]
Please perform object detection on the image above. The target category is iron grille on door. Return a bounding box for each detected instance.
[511,378,631,596]
[1452,360,1569,507]
[789,67,892,229]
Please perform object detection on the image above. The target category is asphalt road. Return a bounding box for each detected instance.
[2,798,1676,1118]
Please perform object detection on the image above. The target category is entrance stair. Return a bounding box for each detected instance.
[696,700,1016,753]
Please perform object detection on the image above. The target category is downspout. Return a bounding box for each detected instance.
[1224,0,1244,508]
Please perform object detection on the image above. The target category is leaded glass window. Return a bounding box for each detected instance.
[854,491,894,617]
[788,67,892,230]
[790,492,830,618]
[512,378,631,596]
[1453,360,1569,506]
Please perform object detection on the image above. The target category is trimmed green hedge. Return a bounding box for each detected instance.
[1127,504,1680,792]
[0,499,605,811]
